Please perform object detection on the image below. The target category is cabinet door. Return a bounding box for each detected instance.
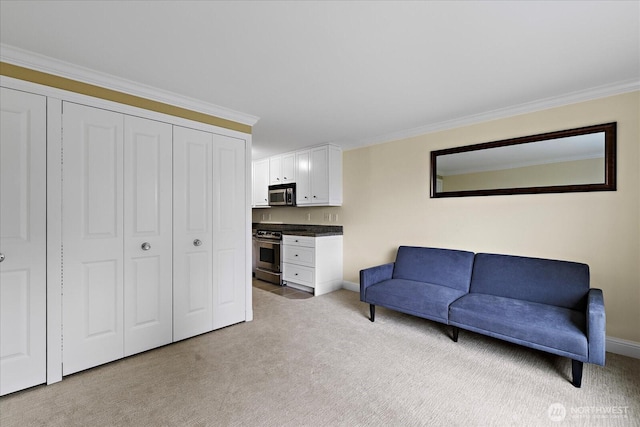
[310,146,329,204]
[123,116,172,356]
[0,88,47,395]
[269,155,282,185]
[173,126,213,341]
[212,134,246,329]
[296,150,311,205]
[252,158,269,206]
[281,152,296,183]
[62,102,125,375]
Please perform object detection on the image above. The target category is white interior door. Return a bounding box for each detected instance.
[0,87,47,395]
[62,102,124,375]
[173,126,213,341]
[212,134,246,329]
[123,116,172,356]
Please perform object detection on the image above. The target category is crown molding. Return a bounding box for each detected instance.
[344,78,640,150]
[0,43,259,127]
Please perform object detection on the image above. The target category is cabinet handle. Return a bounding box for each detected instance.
[193,239,203,247]
[141,242,151,251]
[0,253,5,262]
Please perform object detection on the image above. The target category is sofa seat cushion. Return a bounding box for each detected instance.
[449,293,587,359]
[365,279,467,324]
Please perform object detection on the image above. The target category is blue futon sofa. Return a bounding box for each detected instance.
[360,246,606,387]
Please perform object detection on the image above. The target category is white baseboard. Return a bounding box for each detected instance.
[607,337,640,359]
[341,282,639,360]
[342,281,359,293]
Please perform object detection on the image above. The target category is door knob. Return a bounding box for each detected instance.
[0,253,4,262]
[193,239,202,247]
[141,242,151,251]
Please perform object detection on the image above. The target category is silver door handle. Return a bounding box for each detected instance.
[193,239,202,247]
[141,242,151,251]
[0,253,4,262]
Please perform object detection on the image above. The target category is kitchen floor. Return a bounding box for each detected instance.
[252,277,314,299]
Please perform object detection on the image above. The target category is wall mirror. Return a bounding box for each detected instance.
[431,122,616,198]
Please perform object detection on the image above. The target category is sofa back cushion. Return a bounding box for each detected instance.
[393,246,475,292]
[470,253,589,309]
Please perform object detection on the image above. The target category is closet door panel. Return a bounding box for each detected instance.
[62,102,124,375]
[212,134,246,329]
[173,126,213,341]
[123,116,172,356]
[0,88,47,395]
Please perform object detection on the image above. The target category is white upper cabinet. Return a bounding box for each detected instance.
[252,158,270,207]
[0,88,47,396]
[281,152,296,183]
[269,152,295,185]
[296,145,342,206]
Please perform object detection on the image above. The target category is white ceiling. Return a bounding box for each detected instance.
[1,1,638,160]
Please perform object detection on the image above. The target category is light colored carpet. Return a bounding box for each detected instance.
[1,285,639,426]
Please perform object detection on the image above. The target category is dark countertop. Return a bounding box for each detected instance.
[252,223,343,237]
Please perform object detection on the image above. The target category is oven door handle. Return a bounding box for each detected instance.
[254,238,281,245]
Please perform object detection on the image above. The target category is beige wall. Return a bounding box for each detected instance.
[253,91,639,343]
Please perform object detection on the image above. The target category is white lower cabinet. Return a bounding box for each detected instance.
[0,88,47,395]
[282,234,343,296]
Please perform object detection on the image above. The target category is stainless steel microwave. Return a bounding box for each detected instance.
[268,183,296,206]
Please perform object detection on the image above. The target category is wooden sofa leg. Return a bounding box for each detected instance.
[572,360,583,388]
[452,326,459,342]
[369,304,375,322]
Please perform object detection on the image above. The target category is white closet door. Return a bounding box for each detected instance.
[0,88,47,395]
[123,116,172,356]
[62,103,124,375]
[212,134,246,329]
[173,126,213,341]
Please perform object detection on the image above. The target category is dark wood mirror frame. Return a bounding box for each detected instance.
[430,122,617,198]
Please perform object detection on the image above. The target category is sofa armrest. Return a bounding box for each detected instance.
[586,288,606,366]
[360,263,395,302]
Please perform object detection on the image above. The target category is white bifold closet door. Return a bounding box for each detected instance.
[211,133,246,330]
[173,128,246,340]
[0,87,47,395]
[123,115,173,356]
[173,126,214,341]
[62,102,172,375]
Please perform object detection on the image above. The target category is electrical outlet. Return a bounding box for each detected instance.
[324,212,330,221]
[306,213,311,221]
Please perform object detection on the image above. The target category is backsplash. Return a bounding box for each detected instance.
[252,205,343,225]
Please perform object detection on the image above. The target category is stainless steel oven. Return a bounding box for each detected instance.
[254,230,282,285]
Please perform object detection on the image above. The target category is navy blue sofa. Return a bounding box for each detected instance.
[360,246,606,387]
